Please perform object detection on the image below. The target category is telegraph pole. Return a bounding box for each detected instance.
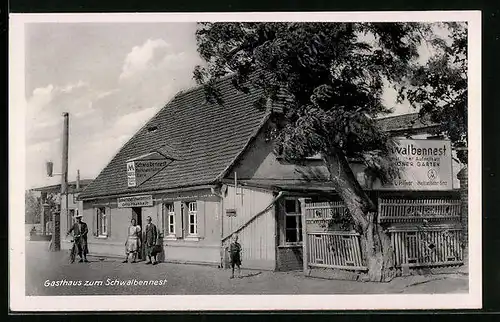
[50,112,69,251]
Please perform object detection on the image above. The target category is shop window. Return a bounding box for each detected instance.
[187,202,198,236]
[284,199,302,245]
[163,203,175,238]
[96,207,108,237]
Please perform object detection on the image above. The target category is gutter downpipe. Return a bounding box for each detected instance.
[211,186,225,268]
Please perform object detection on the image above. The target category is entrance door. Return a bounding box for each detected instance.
[132,207,143,260]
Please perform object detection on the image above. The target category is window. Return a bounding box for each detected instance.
[187,202,197,235]
[284,199,302,244]
[163,203,175,237]
[96,207,108,237]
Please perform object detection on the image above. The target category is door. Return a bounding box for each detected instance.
[132,207,143,260]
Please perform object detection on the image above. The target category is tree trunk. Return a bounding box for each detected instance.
[324,150,395,282]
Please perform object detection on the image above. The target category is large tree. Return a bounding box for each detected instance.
[193,22,437,281]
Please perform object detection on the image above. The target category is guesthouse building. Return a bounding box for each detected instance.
[78,77,466,275]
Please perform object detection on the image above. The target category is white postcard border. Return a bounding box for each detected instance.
[9,10,482,311]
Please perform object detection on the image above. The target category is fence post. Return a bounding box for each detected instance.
[457,166,468,271]
[299,198,308,275]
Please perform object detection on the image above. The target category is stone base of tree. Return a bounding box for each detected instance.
[307,267,395,283]
[307,267,365,281]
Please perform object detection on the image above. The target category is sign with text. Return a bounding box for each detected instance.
[381,139,453,191]
[126,152,171,187]
[127,162,136,187]
[118,195,153,208]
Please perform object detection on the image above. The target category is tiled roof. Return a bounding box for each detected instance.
[31,179,94,193]
[79,77,269,199]
[79,77,436,200]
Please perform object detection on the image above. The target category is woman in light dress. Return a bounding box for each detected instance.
[123,218,141,263]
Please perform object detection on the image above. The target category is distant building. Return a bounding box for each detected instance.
[30,179,93,236]
[78,76,466,276]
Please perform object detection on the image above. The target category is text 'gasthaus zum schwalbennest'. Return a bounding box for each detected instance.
[44,278,168,287]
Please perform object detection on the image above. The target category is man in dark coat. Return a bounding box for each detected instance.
[144,216,158,265]
[67,213,89,263]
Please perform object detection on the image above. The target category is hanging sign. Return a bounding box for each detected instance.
[126,151,172,187]
[118,195,153,208]
[127,162,136,187]
[381,139,453,191]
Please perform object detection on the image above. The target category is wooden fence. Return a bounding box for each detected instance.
[378,197,461,223]
[304,195,463,271]
[304,200,366,271]
[390,227,463,267]
[306,231,366,270]
[304,200,348,221]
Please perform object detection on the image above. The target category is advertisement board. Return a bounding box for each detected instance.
[381,139,453,190]
[126,152,171,187]
[117,195,153,208]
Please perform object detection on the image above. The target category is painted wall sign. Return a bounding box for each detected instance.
[381,139,453,191]
[127,162,136,187]
[126,151,172,187]
[118,195,153,208]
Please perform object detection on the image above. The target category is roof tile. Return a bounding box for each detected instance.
[79,77,268,199]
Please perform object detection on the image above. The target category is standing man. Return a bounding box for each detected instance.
[144,216,158,265]
[67,213,89,263]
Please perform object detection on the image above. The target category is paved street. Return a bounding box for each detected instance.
[25,241,468,296]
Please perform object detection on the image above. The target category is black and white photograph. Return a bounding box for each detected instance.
[9,11,481,311]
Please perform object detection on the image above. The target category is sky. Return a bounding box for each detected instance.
[24,22,426,190]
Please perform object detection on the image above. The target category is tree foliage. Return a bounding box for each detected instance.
[402,22,468,163]
[44,192,60,215]
[25,191,41,224]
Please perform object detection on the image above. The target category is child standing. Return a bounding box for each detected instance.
[229,234,242,279]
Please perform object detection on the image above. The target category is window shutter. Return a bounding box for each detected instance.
[157,203,163,233]
[197,200,205,237]
[174,201,182,238]
[183,203,190,237]
[92,208,98,236]
[106,207,111,237]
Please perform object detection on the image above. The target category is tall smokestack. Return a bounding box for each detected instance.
[76,169,80,190]
[51,112,69,252]
[61,113,69,195]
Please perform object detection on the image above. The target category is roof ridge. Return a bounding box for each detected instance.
[172,72,237,98]
[215,112,272,182]
[79,73,269,199]
[376,112,420,120]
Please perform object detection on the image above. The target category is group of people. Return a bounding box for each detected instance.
[123,216,160,265]
[65,213,243,279]
[66,214,160,265]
